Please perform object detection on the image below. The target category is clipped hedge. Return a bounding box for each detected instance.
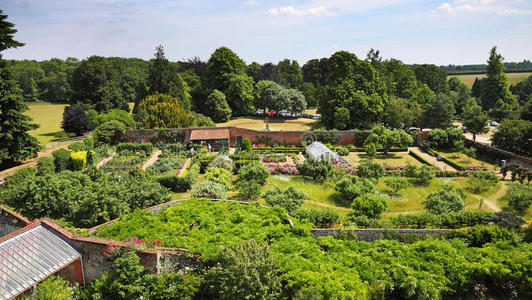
[408,150,434,166]
[157,162,200,192]
[431,150,466,171]
[389,211,494,229]
[52,148,71,172]
[116,143,154,155]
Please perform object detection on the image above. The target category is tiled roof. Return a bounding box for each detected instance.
[189,128,230,140]
[0,225,80,299]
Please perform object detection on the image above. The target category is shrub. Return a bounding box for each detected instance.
[148,158,182,175]
[62,105,89,135]
[506,184,532,215]
[201,239,282,299]
[237,163,270,185]
[383,177,409,195]
[208,155,234,173]
[68,141,85,152]
[93,120,126,145]
[488,211,526,230]
[204,168,232,188]
[408,150,433,166]
[292,208,340,228]
[95,108,136,128]
[443,225,517,247]
[70,151,88,170]
[364,143,377,157]
[389,211,494,229]
[236,181,262,200]
[52,148,71,172]
[83,137,95,150]
[336,147,349,156]
[351,194,388,219]
[401,165,435,185]
[467,170,499,193]
[296,158,332,181]
[335,175,375,201]
[36,157,55,175]
[357,160,384,180]
[34,275,75,300]
[241,138,253,152]
[116,143,154,156]
[264,187,307,214]
[192,180,227,199]
[422,184,466,214]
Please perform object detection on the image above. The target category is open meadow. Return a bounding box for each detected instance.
[216,116,317,131]
[25,102,68,145]
[451,72,532,87]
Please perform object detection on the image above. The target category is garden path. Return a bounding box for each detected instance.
[141,150,161,170]
[96,153,116,169]
[408,147,456,171]
[177,157,192,177]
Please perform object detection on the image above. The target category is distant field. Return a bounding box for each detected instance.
[451,72,532,88]
[25,102,68,145]
[217,116,316,131]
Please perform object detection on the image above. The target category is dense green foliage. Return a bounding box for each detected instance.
[92,120,126,145]
[96,199,532,299]
[422,184,466,214]
[491,119,532,157]
[335,175,375,201]
[364,125,413,154]
[33,275,76,300]
[137,93,192,128]
[61,105,89,135]
[237,162,270,185]
[351,194,388,218]
[296,158,332,181]
[466,170,499,194]
[356,160,385,180]
[264,186,307,214]
[506,184,532,214]
[1,168,170,227]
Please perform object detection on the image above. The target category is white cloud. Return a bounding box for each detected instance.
[243,0,258,6]
[267,5,336,17]
[431,0,531,16]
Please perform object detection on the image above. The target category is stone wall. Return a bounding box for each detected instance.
[0,206,29,237]
[125,127,364,147]
[310,228,451,242]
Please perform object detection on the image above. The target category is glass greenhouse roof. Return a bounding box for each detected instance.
[0,225,80,299]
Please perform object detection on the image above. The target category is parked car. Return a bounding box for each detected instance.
[312,114,321,120]
[489,121,498,127]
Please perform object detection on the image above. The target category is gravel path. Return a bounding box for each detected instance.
[177,157,192,176]
[96,153,116,169]
[141,150,162,170]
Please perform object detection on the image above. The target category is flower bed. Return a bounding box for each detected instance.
[101,155,145,172]
[263,163,299,175]
[262,153,287,163]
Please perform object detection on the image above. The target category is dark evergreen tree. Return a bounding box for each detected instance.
[0,10,40,164]
[471,77,482,98]
[479,46,517,112]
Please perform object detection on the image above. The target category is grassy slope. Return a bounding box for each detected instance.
[451,72,532,88]
[25,102,68,145]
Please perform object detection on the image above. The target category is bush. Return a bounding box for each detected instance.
[467,170,499,193]
[237,163,270,185]
[422,184,466,214]
[147,158,182,175]
[335,175,375,201]
[68,141,86,152]
[443,225,517,247]
[336,147,349,156]
[296,158,332,181]
[236,181,262,201]
[192,180,227,199]
[389,211,494,229]
[52,148,71,172]
[383,177,409,195]
[357,160,384,180]
[204,167,232,188]
[264,187,307,214]
[36,156,55,175]
[34,275,75,300]
[200,239,282,299]
[70,151,88,170]
[488,211,526,230]
[208,155,234,173]
[506,184,532,215]
[351,194,388,219]
[158,163,199,192]
[93,120,126,145]
[241,138,253,152]
[116,143,154,156]
[292,208,340,228]
[401,165,435,185]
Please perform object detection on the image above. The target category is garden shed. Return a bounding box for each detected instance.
[306,142,350,166]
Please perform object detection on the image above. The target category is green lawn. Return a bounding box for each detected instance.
[25,102,68,145]
[345,152,423,167]
[436,150,499,172]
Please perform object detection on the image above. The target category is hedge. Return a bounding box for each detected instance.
[408,150,434,166]
[116,143,154,155]
[389,211,494,229]
[157,162,200,192]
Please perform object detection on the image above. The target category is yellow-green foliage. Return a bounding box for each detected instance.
[70,150,94,170]
[139,93,192,128]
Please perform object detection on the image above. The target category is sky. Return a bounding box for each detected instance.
[1,0,531,65]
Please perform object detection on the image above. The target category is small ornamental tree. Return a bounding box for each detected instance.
[237,162,270,185]
[364,142,377,158]
[296,158,332,181]
[335,175,375,201]
[241,138,253,152]
[351,194,388,219]
[192,180,227,199]
[205,89,231,122]
[422,184,466,214]
[264,186,307,214]
[236,181,261,201]
[384,177,409,196]
[93,120,126,145]
[364,125,413,154]
[62,105,89,135]
[467,171,499,194]
[357,160,384,180]
[506,184,532,215]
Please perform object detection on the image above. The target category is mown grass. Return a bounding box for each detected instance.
[451,72,532,88]
[345,152,423,167]
[25,102,68,145]
[435,150,499,172]
[216,116,316,131]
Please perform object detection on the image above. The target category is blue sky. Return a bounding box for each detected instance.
[1,0,531,65]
